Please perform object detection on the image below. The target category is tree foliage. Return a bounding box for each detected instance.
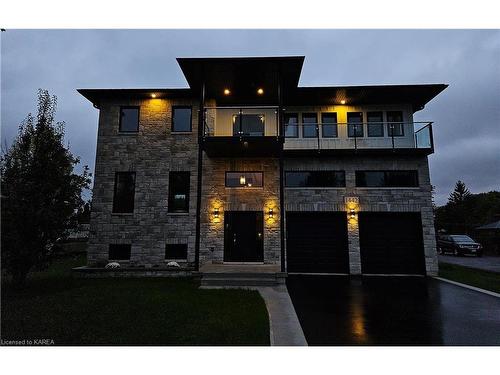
[435,180,500,235]
[1,89,91,286]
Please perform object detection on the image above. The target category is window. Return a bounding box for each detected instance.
[172,106,192,132]
[108,244,131,260]
[165,244,188,260]
[225,172,263,188]
[347,112,364,137]
[302,113,318,138]
[168,172,190,212]
[355,171,419,187]
[387,111,404,137]
[119,106,139,132]
[321,113,338,138]
[285,171,346,188]
[284,113,298,138]
[367,111,384,137]
[112,172,136,213]
[232,114,265,136]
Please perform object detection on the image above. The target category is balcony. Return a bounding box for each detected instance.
[283,121,434,156]
[202,106,283,157]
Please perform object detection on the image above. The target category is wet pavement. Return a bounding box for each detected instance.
[439,255,500,273]
[286,275,500,345]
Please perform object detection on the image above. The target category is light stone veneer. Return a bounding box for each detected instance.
[284,155,438,276]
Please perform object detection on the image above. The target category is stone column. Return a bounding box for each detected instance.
[347,218,362,275]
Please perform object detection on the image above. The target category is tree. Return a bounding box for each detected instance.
[448,180,471,205]
[1,89,91,286]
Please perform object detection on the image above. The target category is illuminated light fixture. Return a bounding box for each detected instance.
[349,208,356,220]
[340,100,346,105]
[239,175,246,186]
[247,183,252,187]
[257,88,264,95]
[213,208,220,219]
[223,88,231,95]
[268,208,274,219]
[151,93,157,98]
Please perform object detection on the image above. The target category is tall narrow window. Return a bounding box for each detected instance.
[112,172,136,213]
[172,106,192,132]
[321,113,338,138]
[347,112,364,137]
[119,107,139,132]
[284,113,298,138]
[387,111,404,137]
[302,113,318,138]
[168,172,190,212]
[367,111,384,137]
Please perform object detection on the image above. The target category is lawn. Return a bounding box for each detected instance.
[439,262,500,294]
[1,254,270,345]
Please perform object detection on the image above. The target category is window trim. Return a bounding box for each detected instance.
[301,112,319,139]
[284,113,299,138]
[225,171,264,188]
[119,106,140,133]
[168,171,191,213]
[321,112,338,138]
[112,171,136,214]
[108,244,132,261]
[285,170,346,188]
[355,170,419,188]
[171,106,193,133]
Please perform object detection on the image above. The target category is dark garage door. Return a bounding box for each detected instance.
[359,212,425,275]
[286,212,349,273]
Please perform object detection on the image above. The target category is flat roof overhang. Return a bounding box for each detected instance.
[177,56,304,105]
[284,84,448,112]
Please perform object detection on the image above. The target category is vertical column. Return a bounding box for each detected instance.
[348,219,362,275]
[421,206,438,276]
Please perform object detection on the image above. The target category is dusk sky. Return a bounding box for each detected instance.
[1,29,499,205]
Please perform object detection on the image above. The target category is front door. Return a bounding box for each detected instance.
[224,211,264,262]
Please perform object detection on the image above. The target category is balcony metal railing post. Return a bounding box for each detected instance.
[239,108,243,139]
[354,124,358,150]
[390,123,395,150]
[316,123,320,153]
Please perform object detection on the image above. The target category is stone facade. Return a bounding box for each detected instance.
[199,157,281,266]
[88,98,199,267]
[284,155,438,275]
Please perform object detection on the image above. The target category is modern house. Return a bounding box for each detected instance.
[78,56,447,281]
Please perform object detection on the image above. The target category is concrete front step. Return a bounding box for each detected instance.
[200,272,287,287]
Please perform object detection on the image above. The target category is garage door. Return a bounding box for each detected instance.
[286,212,349,273]
[359,212,425,275]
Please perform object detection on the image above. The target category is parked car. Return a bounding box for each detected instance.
[438,235,483,257]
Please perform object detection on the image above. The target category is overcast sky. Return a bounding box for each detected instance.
[1,29,499,205]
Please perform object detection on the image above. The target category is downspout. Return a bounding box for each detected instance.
[194,82,205,272]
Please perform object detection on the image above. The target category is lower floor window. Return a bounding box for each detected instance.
[165,244,188,260]
[225,171,263,188]
[108,244,131,260]
[355,170,419,187]
[285,171,346,187]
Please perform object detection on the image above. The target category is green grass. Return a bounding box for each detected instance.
[439,262,500,294]
[1,255,270,345]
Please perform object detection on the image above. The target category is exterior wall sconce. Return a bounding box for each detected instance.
[268,208,274,219]
[239,175,246,186]
[349,208,356,220]
[345,196,359,221]
[213,208,220,220]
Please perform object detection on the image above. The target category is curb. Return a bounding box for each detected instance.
[433,277,500,298]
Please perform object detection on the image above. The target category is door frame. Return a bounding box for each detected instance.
[223,210,264,263]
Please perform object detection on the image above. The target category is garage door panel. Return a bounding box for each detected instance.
[359,212,425,275]
[286,212,349,273]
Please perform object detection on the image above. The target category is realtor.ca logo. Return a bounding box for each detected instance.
[1,338,55,346]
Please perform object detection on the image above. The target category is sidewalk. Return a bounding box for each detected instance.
[438,255,500,273]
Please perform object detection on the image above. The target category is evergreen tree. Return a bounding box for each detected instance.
[448,180,471,205]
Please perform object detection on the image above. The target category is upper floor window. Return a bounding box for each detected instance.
[302,113,318,138]
[113,172,136,213]
[109,244,131,260]
[172,106,192,132]
[233,114,265,136]
[387,111,404,137]
[225,172,263,188]
[321,113,338,138]
[284,113,299,138]
[367,111,384,137]
[347,112,364,137]
[285,171,346,188]
[168,172,190,212]
[119,106,140,132]
[355,170,418,187]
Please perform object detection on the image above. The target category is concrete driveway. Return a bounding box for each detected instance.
[287,275,500,345]
[438,255,500,273]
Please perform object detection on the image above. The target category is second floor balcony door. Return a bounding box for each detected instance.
[233,114,265,136]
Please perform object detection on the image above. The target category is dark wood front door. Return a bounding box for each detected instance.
[224,211,264,262]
